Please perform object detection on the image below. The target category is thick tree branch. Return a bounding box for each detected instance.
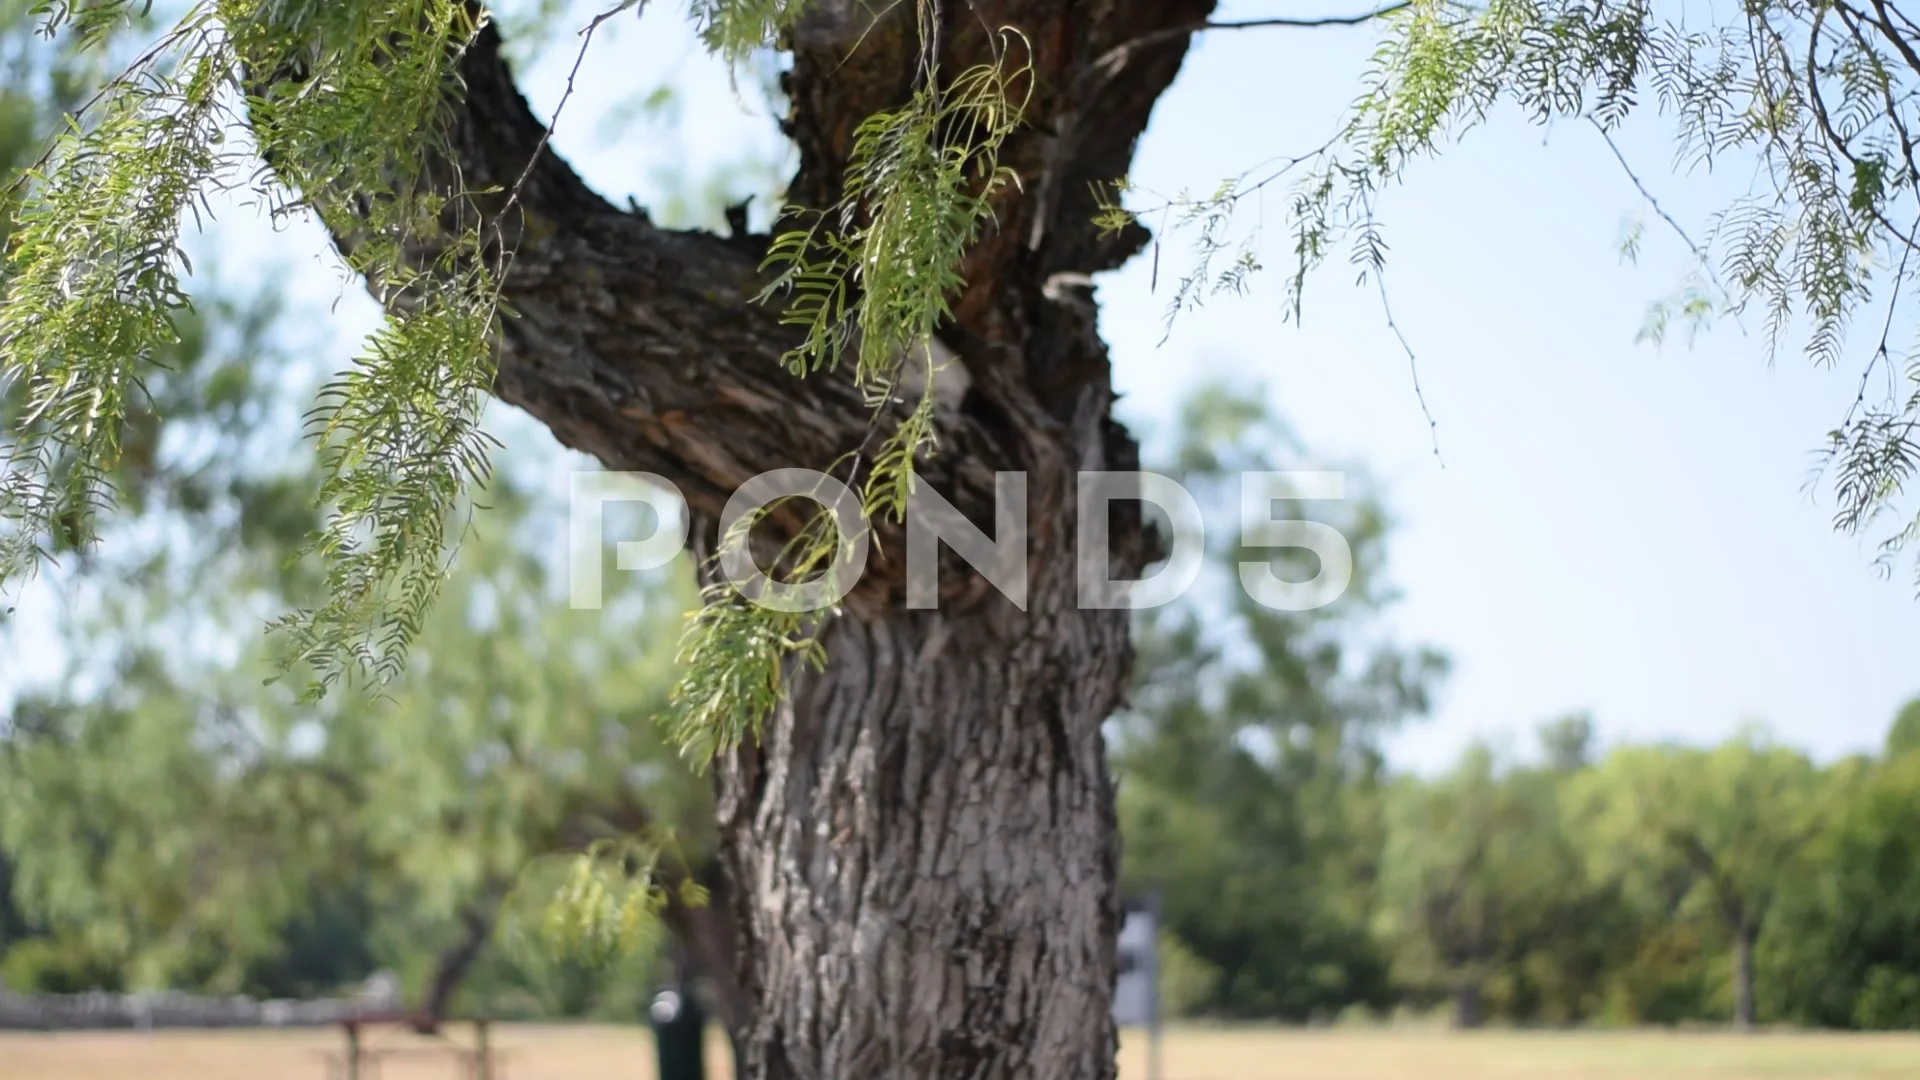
[435,25,963,510]
[352,2,1213,603]
[413,901,497,1033]
[264,0,1224,605]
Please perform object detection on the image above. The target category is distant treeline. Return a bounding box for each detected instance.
[1122,703,1920,1030]
[6,700,1916,1032]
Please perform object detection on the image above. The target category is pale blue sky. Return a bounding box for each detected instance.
[10,1,1917,769]
[1149,11,1920,765]
[1101,8,1920,767]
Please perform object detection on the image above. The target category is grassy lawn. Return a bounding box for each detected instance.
[0,1025,1916,1079]
[1117,1028,1920,1079]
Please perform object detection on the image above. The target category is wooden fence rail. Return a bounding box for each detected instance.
[0,986,401,1030]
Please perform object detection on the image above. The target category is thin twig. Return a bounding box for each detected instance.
[1206,8,1416,32]
[1374,268,1443,468]
[1590,117,1761,344]
[1081,2,1414,96]
[1355,189,1442,465]
[1591,119,1712,270]
[489,1,641,298]
[1842,212,1920,434]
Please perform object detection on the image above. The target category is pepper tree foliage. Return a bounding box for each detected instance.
[1107,0,1920,583]
[672,10,1030,761]
[0,0,1030,765]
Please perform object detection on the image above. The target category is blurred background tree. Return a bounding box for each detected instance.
[1566,732,1824,1028]
[0,0,713,1023]
[1113,385,1448,1022]
[1375,743,1607,1028]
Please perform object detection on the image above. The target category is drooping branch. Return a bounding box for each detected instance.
[539,785,749,1032]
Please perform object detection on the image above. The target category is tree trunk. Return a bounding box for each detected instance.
[414,903,495,1033]
[714,567,1134,1077]
[659,858,751,1039]
[303,2,1219,1075]
[1451,979,1484,1030]
[1732,924,1756,1030]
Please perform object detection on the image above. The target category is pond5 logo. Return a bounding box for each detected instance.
[569,469,1352,613]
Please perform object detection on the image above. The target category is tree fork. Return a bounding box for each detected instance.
[307,1,1217,1074]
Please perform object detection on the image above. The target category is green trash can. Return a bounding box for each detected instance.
[648,983,706,1080]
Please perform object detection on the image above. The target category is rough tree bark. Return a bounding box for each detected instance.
[324,2,1216,1075]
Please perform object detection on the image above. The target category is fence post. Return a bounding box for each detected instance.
[343,1021,361,1080]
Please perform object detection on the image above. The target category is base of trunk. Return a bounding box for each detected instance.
[715,603,1128,1080]
[1732,927,1756,1031]
[1452,981,1485,1030]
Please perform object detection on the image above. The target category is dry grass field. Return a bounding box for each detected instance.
[1,1025,1916,1080]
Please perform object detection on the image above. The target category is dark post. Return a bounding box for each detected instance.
[648,983,706,1080]
[343,1021,362,1080]
[1146,891,1164,1080]
[473,1019,493,1080]
[1113,894,1164,1080]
